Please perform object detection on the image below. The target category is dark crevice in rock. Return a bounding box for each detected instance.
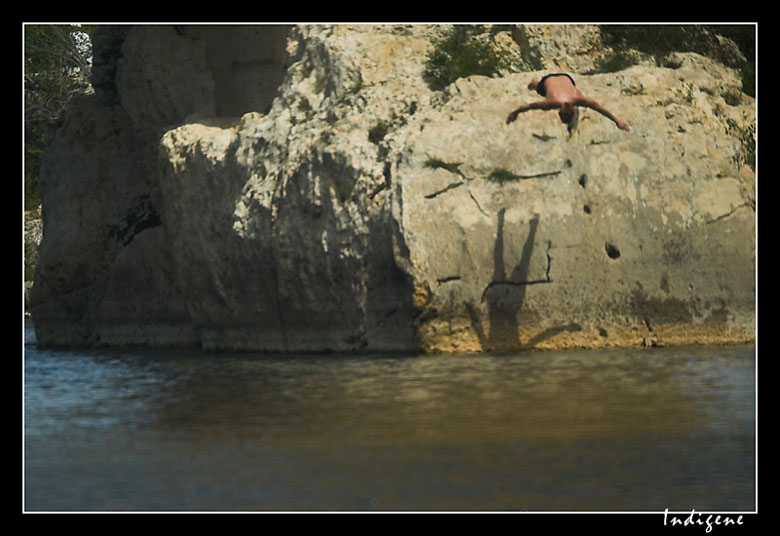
[106,195,161,248]
[467,188,489,217]
[424,159,464,176]
[487,169,561,183]
[425,181,464,199]
[705,202,752,224]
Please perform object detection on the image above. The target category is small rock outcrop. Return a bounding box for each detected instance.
[30,24,755,352]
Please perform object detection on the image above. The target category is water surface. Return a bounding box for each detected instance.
[23,326,755,511]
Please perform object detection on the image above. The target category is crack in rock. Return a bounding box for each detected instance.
[467,188,489,217]
[705,202,752,224]
[424,158,563,204]
[487,169,561,183]
[425,181,465,199]
[480,240,554,302]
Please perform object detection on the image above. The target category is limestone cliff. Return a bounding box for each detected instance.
[30,24,756,352]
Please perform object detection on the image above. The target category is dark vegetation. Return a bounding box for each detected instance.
[597,25,755,97]
[423,24,755,98]
[423,25,514,91]
[24,24,95,211]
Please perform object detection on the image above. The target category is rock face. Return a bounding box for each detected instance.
[30,24,756,353]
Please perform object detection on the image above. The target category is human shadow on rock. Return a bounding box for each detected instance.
[465,209,581,352]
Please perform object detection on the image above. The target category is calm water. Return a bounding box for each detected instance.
[23,325,755,512]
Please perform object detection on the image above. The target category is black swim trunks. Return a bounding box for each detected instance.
[535,73,576,97]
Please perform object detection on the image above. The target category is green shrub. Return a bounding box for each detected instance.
[368,122,389,144]
[487,168,523,184]
[25,25,95,212]
[598,25,755,97]
[423,25,510,91]
[424,158,462,174]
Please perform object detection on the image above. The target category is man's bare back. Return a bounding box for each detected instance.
[506,73,631,132]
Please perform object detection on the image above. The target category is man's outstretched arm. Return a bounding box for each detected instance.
[578,97,631,132]
[506,100,556,124]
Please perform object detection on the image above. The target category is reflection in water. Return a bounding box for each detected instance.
[24,328,754,511]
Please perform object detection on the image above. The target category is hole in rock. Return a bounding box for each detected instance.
[605,242,621,259]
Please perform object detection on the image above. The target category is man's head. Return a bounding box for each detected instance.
[558,102,576,124]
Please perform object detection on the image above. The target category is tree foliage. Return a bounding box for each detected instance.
[24,24,95,210]
[423,25,512,91]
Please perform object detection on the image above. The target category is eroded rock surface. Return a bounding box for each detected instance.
[30,24,755,352]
